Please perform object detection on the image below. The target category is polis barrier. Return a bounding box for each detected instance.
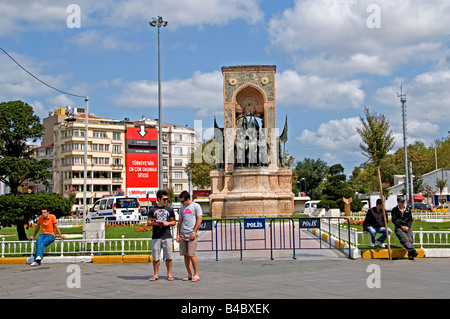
[194,217,352,260]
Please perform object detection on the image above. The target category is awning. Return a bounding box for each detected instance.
[414,194,425,201]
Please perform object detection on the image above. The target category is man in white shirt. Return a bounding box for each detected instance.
[176,191,203,282]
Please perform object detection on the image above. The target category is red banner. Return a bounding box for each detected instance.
[125,125,159,201]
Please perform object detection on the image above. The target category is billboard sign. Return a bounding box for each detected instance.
[125,125,159,201]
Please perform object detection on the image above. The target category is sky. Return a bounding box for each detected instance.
[1,0,449,176]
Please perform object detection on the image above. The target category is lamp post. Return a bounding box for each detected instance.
[149,16,168,190]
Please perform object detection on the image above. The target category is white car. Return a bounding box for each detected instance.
[88,195,141,222]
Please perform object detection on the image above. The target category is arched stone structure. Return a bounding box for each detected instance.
[210,65,294,218]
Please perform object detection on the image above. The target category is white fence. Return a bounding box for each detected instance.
[349,212,449,221]
[1,236,154,258]
[319,219,450,249]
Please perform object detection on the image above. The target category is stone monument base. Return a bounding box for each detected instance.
[210,167,294,218]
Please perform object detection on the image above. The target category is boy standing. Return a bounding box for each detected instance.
[176,191,203,282]
[147,189,176,281]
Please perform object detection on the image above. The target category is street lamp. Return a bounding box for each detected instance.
[301,177,306,195]
[149,16,168,190]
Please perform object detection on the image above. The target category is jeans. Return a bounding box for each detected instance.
[34,234,55,263]
[367,226,392,244]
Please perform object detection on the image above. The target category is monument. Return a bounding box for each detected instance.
[209,65,294,218]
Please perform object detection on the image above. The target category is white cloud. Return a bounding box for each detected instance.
[296,117,365,168]
[276,70,365,109]
[112,70,223,118]
[268,0,450,77]
[0,0,264,37]
[375,69,450,125]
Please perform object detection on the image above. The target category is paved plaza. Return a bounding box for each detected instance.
[1,249,450,301]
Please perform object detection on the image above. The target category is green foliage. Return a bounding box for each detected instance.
[318,164,363,211]
[357,107,394,166]
[0,193,70,227]
[0,100,51,194]
[185,138,218,189]
[0,100,44,157]
[295,158,329,198]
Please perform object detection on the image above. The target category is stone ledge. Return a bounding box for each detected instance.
[361,248,425,259]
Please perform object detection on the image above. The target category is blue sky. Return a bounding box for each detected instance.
[1,0,449,176]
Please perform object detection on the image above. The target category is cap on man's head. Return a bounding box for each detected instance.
[397,195,405,202]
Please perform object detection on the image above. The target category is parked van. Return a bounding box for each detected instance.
[303,200,320,215]
[88,195,141,222]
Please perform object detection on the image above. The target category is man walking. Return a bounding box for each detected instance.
[363,198,392,247]
[30,208,65,266]
[176,191,202,282]
[147,189,176,281]
[391,195,418,260]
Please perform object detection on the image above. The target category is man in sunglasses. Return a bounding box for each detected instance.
[147,189,176,281]
[176,190,203,282]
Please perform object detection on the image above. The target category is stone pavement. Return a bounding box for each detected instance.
[1,249,450,302]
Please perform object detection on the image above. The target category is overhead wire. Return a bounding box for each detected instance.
[0,46,85,98]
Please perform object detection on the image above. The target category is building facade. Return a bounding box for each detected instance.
[37,107,199,210]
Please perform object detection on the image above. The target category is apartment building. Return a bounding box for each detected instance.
[37,107,199,209]
[134,117,200,198]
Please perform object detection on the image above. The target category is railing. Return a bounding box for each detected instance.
[3,218,450,259]
[349,212,449,222]
[321,221,450,248]
[1,236,153,258]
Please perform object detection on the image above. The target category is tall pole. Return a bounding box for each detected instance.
[398,86,409,204]
[83,96,88,233]
[150,16,168,190]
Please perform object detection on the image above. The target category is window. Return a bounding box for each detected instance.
[93,131,106,138]
[174,171,183,179]
[92,144,98,151]
[113,132,121,140]
[113,145,121,154]
[113,158,121,166]
[174,159,183,167]
[174,184,183,192]
[163,158,168,167]
[174,146,182,154]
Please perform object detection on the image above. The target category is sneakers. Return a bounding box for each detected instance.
[30,262,40,266]
[35,256,42,261]
[370,241,386,248]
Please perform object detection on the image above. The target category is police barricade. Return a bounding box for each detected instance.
[194,217,351,260]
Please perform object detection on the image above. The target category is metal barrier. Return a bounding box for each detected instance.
[193,217,352,260]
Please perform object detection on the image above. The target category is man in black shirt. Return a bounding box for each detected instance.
[391,195,418,260]
[363,199,392,248]
[147,189,176,280]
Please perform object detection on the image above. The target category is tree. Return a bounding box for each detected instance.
[0,193,70,236]
[184,138,218,189]
[0,100,52,239]
[357,107,395,259]
[295,158,329,198]
[319,164,362,212]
